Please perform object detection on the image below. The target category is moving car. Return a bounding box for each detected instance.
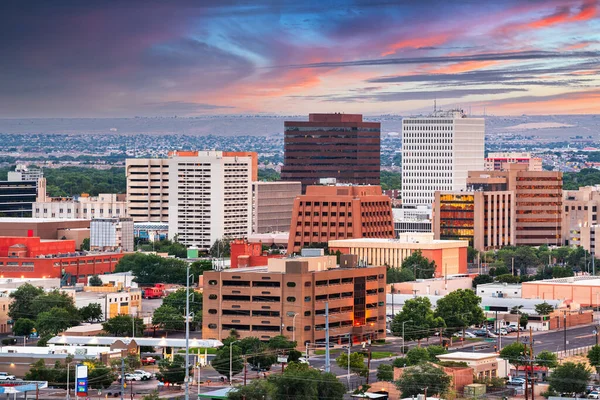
[472,329,487,337]
[0,372,15,381]
[133,370,153,381]
[118,373,142,381]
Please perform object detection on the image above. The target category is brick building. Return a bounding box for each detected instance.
[229,239,284,269]
[281,113,380,192]
[288,185,394,254]
[202,253,386,345]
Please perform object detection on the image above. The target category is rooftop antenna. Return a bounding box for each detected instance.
[434,99,437,113]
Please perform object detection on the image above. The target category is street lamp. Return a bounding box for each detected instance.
[229,340,241,386]
[401,320,413,354]
[292,313,299,342]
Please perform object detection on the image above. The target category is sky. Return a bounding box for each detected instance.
[1,0,599,117]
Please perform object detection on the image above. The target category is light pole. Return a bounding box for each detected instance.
[401,320,413,354]
[292,313,299,342]
[343,345,351,387]
[185,263,192,400]
[229,340,240,386]
[66,361,72,400]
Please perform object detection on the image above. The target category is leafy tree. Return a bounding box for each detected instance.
[588,345,600,374]
[520,313,529,329]
[212,341,244,378]
[257,168,281,182]
[42,167,126,197]
[391,297,445,344]
[536,351,558,369]
[238,337,275,370]
[161,288,203,329]
[114,253,196,285]
[377,364,394,381]
[392,357,408,368]
[534,302,554,315]
[102,315,143,336]
[80,237,90,251]
[496,274,520,284]
[152,305,185,331]
[13,318,35,336]
[380,170,402,190]
[472,274,494,288]
[434,289,485,337]
[406,347,429,366]
[210,239,231,258]
[79,303,103,323]
[190,260,213,277]
[267,335,297,353]
[269,362,345,400]
[426,345,448,361]
[395,364,451,398]
[401,250,436,279]
[499,342,529,370]
[552,266,574,278]
[335,352,368,378]
[387,267,415,283]
[157,354,190,384]
[9,283,44,321]
[111,355,142,373]
[467,246,479,264]
[88,275,103,287]
[548,362,590,395]
[25,358,115,389]
[227,379,272,400]
[36,307,75,337]
[31,290,81,325]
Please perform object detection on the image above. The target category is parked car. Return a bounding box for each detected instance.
[0,372,15,381]
[472,329,487,337]
[588,391,599,399]
[141,356,156,365]
[133,370,153,381]
[486,331,498,338]
[505,326,516,333]
[118,373,142,381]
[297,358,309,364]
[250,365,270,372]
[508,378,525,386]
[494,329,508,335]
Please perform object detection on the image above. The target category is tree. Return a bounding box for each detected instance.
[157,354,190,384]
[335,352,368,378]
[9,283,44,321]
[536,351,558,369]
[267,335,297,353]
[210,239,231,258]
[520,313,529,329]
[268,363,345,400]
[79,303,103,323]
[500,342,529,365]
[434,289,485,337]
[88,275,103,287]
[31,290,81,325]
[467,246,479,264]
[152,305,185,331]
[496,274,520,284]
[405,347,429,366]
[162,288,203,329]
[13,318,35,336]
[548,362,590,395]
[80,237,90,251]
[36,307,75,337]
[111,355,142,373]
[552,266,574,278]
[534,302,554,315]
[238,337,275,370]
[472,274,494,288]
[114,253,193,285]
[190,260,214,277]
[25,358,115,389]
[588,345,600,374]
[377,364,394,381]
[391,297,445,344]
[227,380,272,400]
[102,315,143,336]
[426,345,448,361]
[387,267,415,283]
[211,342,243,378]
[401,250,436,279]
[395,364,451,398]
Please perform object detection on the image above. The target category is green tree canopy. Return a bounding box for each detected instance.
[335,352,368,378]
[114,253,196,285]
[157,354,190,384]
[387,267,415,284]
[238,337,275,370]
[534,302,554,315]
[36,307,77,337]
[499,342,529,366]
[472,274,494,287]
[227,379,272,400]
[548,362,591,395]
[536,350,558,369]
[13,318,35,337]
[210,239,231,258]
[268,363,346,400]
[434,289,485,334]
[88,275,103,287]
[377,364,394,382]
[588,345,600,374]
[405,347,429,366]
[101,315,144,336]
[79,303,103,323]
[152,305,185,331]
[9,283,44,321]
[391,297,445,343]
[211,339,244,378]
[401,250,436,279]
[395,364,452,398]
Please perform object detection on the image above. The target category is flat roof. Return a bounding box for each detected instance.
[523,275,600,286]
[329,238,468,247]
[198,388,235,399]
[48,335,223,348]
[437,352,498,361]
[0,218,90,223]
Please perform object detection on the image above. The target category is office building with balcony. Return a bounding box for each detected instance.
[281,113,380,192]
[126,158,170,223]
[202,252,386,345]
[287,185,394,254]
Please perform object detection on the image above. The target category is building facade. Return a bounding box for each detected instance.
[329,233,468,276]
[33,193,127,220]
[287,185,395,253]
[485,152,542,172]
[168,151,257,250]
[202,254,386,345]
[252,181,301,233]
[126,158,170,223]
[0,181,40,217]
[562,185,600,257]
[401,110,485,210]
[281,113,380,192]
[90,217,134,252]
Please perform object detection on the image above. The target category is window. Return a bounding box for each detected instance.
[208,294,218,300]
[304,281,312,287]
[208,324,217,329]
[304,326,311,331]
[208,309,217,314]
[287,282,296,287]
[286,326,294,332]
[304,296,311,302]
[304,311,311,316]
[287,297,296,302]
[208,280,218,285]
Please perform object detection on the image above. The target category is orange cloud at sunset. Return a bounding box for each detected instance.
[428,61,500,74]
[381,32,452,56]
[483,89,600,115]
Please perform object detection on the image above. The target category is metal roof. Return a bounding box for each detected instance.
[48,336,223,348]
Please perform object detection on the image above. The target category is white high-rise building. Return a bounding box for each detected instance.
[401,109,485,210]
[90,217,134,252]
[167,150,256,250]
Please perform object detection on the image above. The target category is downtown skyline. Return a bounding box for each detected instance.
[1,0,599,118]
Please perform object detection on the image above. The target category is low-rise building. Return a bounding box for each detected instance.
[476,282,522,299]
[436,352,500,380]
[90,217,134,252]
[33,193,127,220]
[522,276,600,306]
[229,239,284,269]
[485,152,542,172]
[65,289,143,320]
[202,252,386,345]
[329,233,468,277]
[133,222,168,242]
[0,218,90,249]
[389,275,473,296]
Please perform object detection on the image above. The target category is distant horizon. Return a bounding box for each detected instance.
[1,1,599,117]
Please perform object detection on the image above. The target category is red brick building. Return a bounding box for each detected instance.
[0,237,122,282]
[288,185,394,253]
[229,239,284,269]
[281,113,380,192]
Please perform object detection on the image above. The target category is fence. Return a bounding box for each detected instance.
[555,345,593,359]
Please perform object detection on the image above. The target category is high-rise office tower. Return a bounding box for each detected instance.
[126,158,170,223]
[281,113,380,192]
[167,150,257,250]
[402,110,485,214]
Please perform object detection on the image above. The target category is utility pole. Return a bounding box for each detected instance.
[530,327,535,400]
[66,362,71,400]
[366,347,372,385]
[185,263,191,400]
[564,311,567,352]
[346,345,351,387]
[423,387,428,399]
[512,257,515,276]
[325,302,330,373]
[120,358,125,400]
[243,355,247,386]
